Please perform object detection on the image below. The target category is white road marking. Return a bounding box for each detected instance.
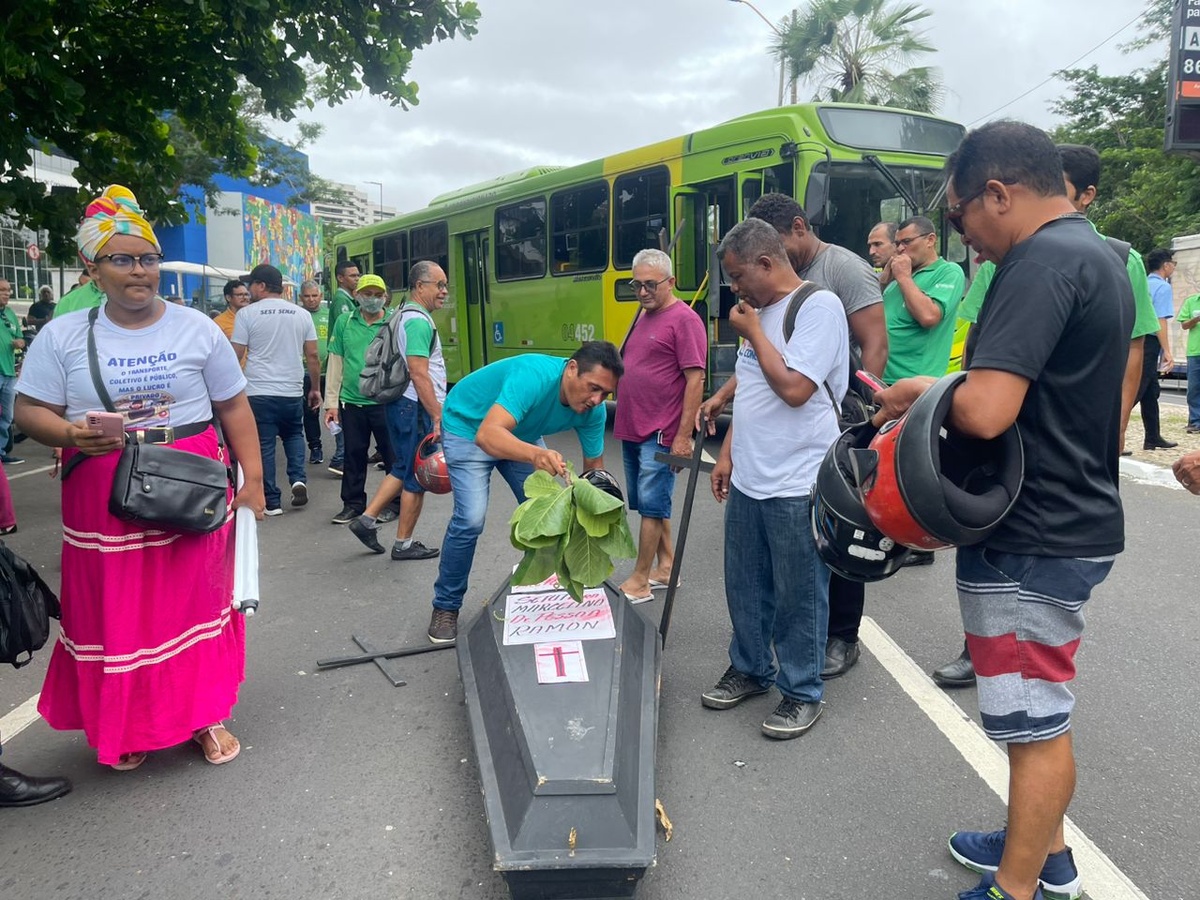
[860,616,1149,900]
[1119,458,1184,490]
[6,464,56,480]
[0,693,42,743]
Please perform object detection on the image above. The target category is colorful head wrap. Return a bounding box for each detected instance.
[75,185,161,263]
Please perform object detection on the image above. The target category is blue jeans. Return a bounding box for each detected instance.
[0,374,16,452]
[432,430,538,612]
[724,486,829,703]
[621,438,676,519]
[248,395,307,509]
[1188,355,1200,428]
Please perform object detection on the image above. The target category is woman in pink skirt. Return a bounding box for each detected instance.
[13,186,265,771]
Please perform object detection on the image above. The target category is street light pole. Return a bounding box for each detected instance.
[364,180,383,223]
[727,0,787,107]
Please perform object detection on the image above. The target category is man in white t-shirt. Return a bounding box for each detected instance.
[232,264,321,516]
[703,218,847,742]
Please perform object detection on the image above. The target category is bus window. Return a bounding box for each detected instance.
[762,163,795,201]
[551,182,609,275]
[495,199,547,281]
[613,167,670,269]
[804,161,948,262]
[411,222,449,282]
[374,232,408,290]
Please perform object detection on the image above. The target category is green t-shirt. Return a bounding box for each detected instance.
[329,308,392,406]
[1177,294,1200,357]
[308,305,330,370]
[441,355,607,459]
[881,256,965,382]
[959,227,1157,340]
[330,287,357,329]
[0,306,21,377]
[53,281,105,317]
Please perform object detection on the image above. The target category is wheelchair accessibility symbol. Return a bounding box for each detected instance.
[493,322,504,344]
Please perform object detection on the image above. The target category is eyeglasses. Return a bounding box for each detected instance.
[946,180,1018,235]
[95,253,164,271]
[894,233,933,249]
[417,279,449,291]
[629,277,672,294]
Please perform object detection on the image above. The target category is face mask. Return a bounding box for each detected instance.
[359,296,386,314]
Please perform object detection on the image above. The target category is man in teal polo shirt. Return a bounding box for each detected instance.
[323,274,399,524]
[880,215,965,383]
[426,342,623,643]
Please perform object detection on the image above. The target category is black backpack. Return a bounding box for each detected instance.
[782,282,873,430]
[0,542,61,668]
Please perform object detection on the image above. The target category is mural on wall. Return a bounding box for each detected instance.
[243,196,323,292]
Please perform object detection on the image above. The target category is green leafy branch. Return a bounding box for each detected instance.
[508,466,637,603]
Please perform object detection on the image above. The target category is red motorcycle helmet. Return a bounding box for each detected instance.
[849,372,1024,551]
[811,421,914,582]
[413,433,452,494]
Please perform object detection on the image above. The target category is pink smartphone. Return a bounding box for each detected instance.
[855,370,888,394]
[85,411,125,440]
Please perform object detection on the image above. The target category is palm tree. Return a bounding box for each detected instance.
[771,0,944,113]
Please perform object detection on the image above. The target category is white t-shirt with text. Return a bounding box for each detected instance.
[18,302,245,426]
[231,298,317,397]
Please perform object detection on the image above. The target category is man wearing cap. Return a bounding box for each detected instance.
[323,274,400,525]
[231,264,321,516]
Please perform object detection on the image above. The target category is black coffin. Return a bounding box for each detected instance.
[458,578,661,900]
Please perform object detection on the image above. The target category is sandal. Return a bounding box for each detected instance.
[111,751,147,771]
[192,724,240,765]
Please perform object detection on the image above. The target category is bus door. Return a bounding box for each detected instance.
[459,230,491,374]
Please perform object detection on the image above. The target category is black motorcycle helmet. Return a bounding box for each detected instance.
[579,468,624,504]
[810,421,914,582]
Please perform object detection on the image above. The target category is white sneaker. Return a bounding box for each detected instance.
[290,481,308,507]
[264,507,284,517]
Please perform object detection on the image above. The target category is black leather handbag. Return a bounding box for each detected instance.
[81,307,230,535]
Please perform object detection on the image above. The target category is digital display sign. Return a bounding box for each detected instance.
[1166,0,1200,155]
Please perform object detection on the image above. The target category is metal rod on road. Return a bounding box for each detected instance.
[655,418,714,647]
[316,641,455,670]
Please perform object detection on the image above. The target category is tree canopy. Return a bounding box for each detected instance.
[1,1,480,258]
[1050,0,1200,251]
[772,0,943,113]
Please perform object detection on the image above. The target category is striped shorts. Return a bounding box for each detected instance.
[955,545,1114,744]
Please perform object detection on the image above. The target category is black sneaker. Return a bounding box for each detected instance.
[331,505,362,525]
[428,608,459,644]
[0,455,24,465]
[327,461,344,477]
[701,666,769,710]
[290,481,308,507]
[821,637,860,680]
[392,540,440,561]
[761,697,823,740]
[309,449,324,465]
[348,516,386,553]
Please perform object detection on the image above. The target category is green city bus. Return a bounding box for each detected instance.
[331,102,967,389]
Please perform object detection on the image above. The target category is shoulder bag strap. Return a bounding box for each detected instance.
[86,306,118,413]
[781,281,843,427]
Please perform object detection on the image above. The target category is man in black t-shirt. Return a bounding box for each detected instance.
[875,122,1133,900]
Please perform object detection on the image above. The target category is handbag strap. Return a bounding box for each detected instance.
[86,306,118,413]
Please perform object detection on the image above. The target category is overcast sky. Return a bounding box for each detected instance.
[286,0,1164,217]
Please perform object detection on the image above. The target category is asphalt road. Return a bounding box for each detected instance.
[0,426,1194,900]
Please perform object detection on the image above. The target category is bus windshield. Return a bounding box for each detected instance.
[816,107,965,156]
[804,161,966,266]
